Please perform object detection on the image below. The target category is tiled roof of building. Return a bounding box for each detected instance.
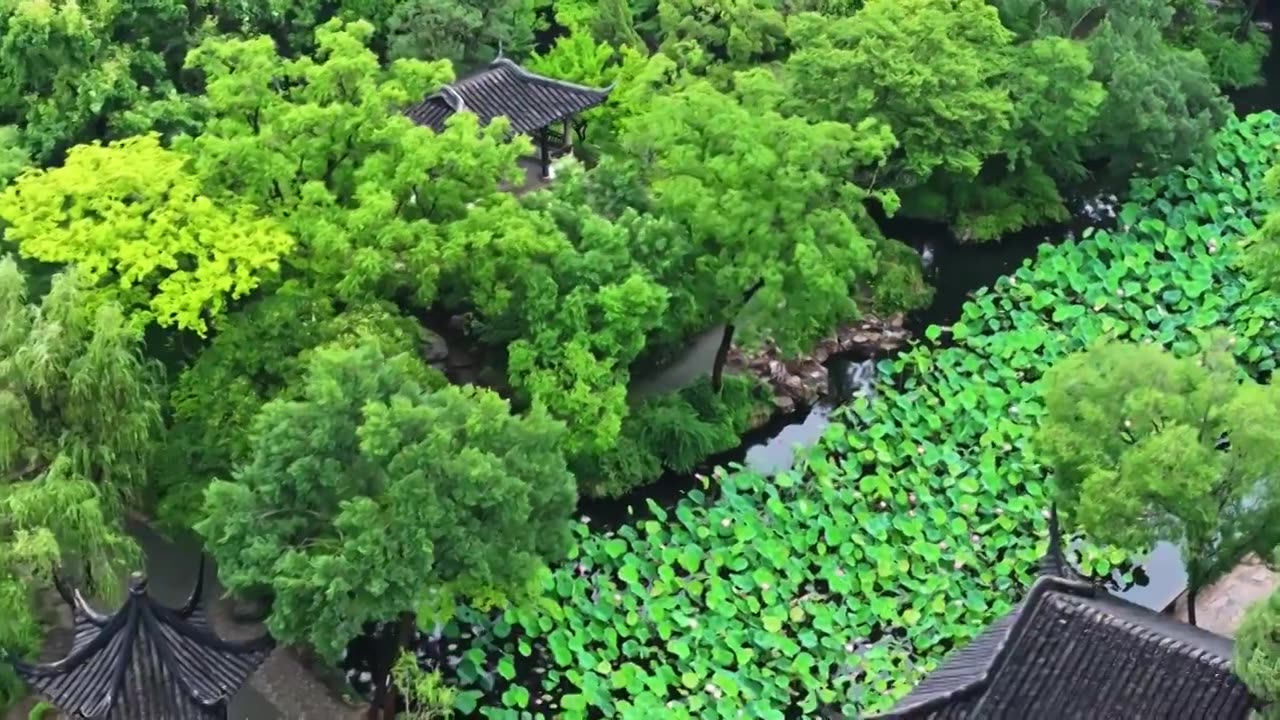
[405,58,612,135]
[14,565,274,719]
[869,575,1255,720]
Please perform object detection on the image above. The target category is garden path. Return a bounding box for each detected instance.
[1174,553,1279,636]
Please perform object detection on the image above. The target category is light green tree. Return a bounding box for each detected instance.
[391,651,457,719]
[616,74,925,388]
[0,257,159,685]
[1035,334,1280,626]
[0,134,293,335]
[906,36,1106,240]
[527,32,621,90]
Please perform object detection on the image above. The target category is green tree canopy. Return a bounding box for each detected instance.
[901,35,1106,240]
[0,257,158,667]
[1236,566,1280,718]
[195,342,577,657]
[178,19,525,307]
[991,0,1231,179]
[0,134,294,334]
[0,0,196,161]
[784,0,1016,182]
[0,126,28,188]
[1034,334,1280,625]
[204,0,542,67]
[384,0,543,68]
[615,74,925,371]
[157,281,443,526]
[503,214,671,458]
[1245,162,1280,292]
[657,0,787,72]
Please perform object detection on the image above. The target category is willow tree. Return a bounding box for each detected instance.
[0,257,160,688]
[1034,334,1280,626]
[196,342,576,716]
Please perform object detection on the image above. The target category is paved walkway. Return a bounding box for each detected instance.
[209,599,365,720]
[1175,553,1279,636]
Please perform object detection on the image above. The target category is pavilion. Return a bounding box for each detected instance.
[828,510,1260,719]
[13,563,274,720]
[405,57,613,181]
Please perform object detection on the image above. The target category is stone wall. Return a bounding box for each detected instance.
[728,313,911,413]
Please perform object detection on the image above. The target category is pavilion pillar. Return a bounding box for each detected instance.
[537,127,551,180]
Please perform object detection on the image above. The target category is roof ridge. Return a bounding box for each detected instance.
[1052,592,1235,669]
[13,567,275,719]
[439,84,465,112]
[489,57,615,95]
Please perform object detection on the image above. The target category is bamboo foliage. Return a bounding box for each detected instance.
[0,257,157,676]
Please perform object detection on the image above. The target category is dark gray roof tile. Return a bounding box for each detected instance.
[405,58,612,135]
[869,576,1257,720]
[15,569,274,720]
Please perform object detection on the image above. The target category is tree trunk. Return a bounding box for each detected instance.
[369,612,417,720]
[1187,582,1199,627]
[367,614,408,720]
[711,280,767,392]
[711,323,737,392]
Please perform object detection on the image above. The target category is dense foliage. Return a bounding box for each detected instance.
[0,0,1273,716]
[195,342,577,657]
[0,135,294,334]
[1237,557,1280,719]
[433,113,1280,717]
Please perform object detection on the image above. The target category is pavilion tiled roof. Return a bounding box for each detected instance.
[14,566,274,720]
[868,575,1255,720]
[405,58,612,136]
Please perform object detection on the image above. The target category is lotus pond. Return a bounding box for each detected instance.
[422,112,1280,719]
